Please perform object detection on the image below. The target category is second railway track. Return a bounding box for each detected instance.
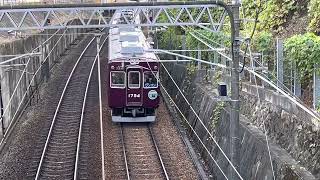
[34,34,107,180]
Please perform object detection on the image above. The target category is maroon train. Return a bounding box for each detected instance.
[107,25,160,122]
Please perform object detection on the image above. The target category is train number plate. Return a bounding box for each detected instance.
[128,93,141,98]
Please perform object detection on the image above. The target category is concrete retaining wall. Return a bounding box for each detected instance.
[161,63,317,179]
[0,27,84,137]
[240,82,320,179]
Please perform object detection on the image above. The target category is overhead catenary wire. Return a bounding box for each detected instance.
[145,62,229,180]
[152,42,319,179]
[0,28,70,147]
[239,0,265,73]
[149,49,228,69]
[190,29,314,111]
[189,1,303,113]
[18,32,106,36]
[159,62,243,180]
[156,43,320,123]
[180,27,320,123]
[0,15,83,133]
[248,44,276,180]
[155,47,272,179]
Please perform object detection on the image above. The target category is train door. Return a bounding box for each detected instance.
[126,68,143,106]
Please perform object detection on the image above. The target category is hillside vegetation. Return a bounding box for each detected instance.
[157,0,320,108]
[242,0,320,108]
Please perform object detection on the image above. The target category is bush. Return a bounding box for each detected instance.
[285,33,320,80]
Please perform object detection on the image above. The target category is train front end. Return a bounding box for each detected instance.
[108,61,160,122]
[107,25,160,122]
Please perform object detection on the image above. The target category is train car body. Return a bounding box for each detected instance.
[108,18,159,122]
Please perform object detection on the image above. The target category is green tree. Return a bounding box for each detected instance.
[308,0,320,33]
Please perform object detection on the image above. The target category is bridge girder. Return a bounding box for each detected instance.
[0,2,230,32]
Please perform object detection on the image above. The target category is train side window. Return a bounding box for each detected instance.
[128,71,140,88]
[110,71,125,88]
[144,71,158,88]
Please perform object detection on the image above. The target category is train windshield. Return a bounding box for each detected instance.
[111,71,125,88]
[144,71,158,88]
[128,71,140,88]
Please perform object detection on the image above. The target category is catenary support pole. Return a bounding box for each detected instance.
[230,0,240,179]
[182,33,186,65]
[0,79,3,137]
[96,34,106,180]
[276,38,284,90]
[293,62,301,97]
[314,65,320,109]
[197,43,201,69]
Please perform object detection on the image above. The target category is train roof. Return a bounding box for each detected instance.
[108,11,157,62]
[109,27,157,61]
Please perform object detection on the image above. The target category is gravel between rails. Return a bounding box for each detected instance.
[0,34,92,179]
[122,123,166,179]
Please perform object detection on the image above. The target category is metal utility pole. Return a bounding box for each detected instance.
[276,38,284,90]
[230,0,240,179]
[96,34,106,180]
[314,65,320,109]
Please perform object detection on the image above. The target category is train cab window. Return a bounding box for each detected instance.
[144,71,158,88]
[111,71,125,88]
[128,71,140,88]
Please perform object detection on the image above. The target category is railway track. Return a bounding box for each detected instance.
[34,34,107,180]
[120,123,169,180]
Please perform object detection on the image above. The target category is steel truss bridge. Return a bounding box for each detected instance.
[0,2,233,32]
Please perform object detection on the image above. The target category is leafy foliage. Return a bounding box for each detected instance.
[285,33,320,79]
[157,27,182,50]
[251,31,275,67]
[308,0,320,33]
[242,0,299,32]
[210,101,225,132]
[252,31,273,53]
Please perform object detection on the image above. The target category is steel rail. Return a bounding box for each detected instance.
[96,33,106,180]
[34,36,95,180]
[148,124,170,180]
[120,123,169,180]
[73,34,108,180]
[74,34,107,180]
[120,124,131,180]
